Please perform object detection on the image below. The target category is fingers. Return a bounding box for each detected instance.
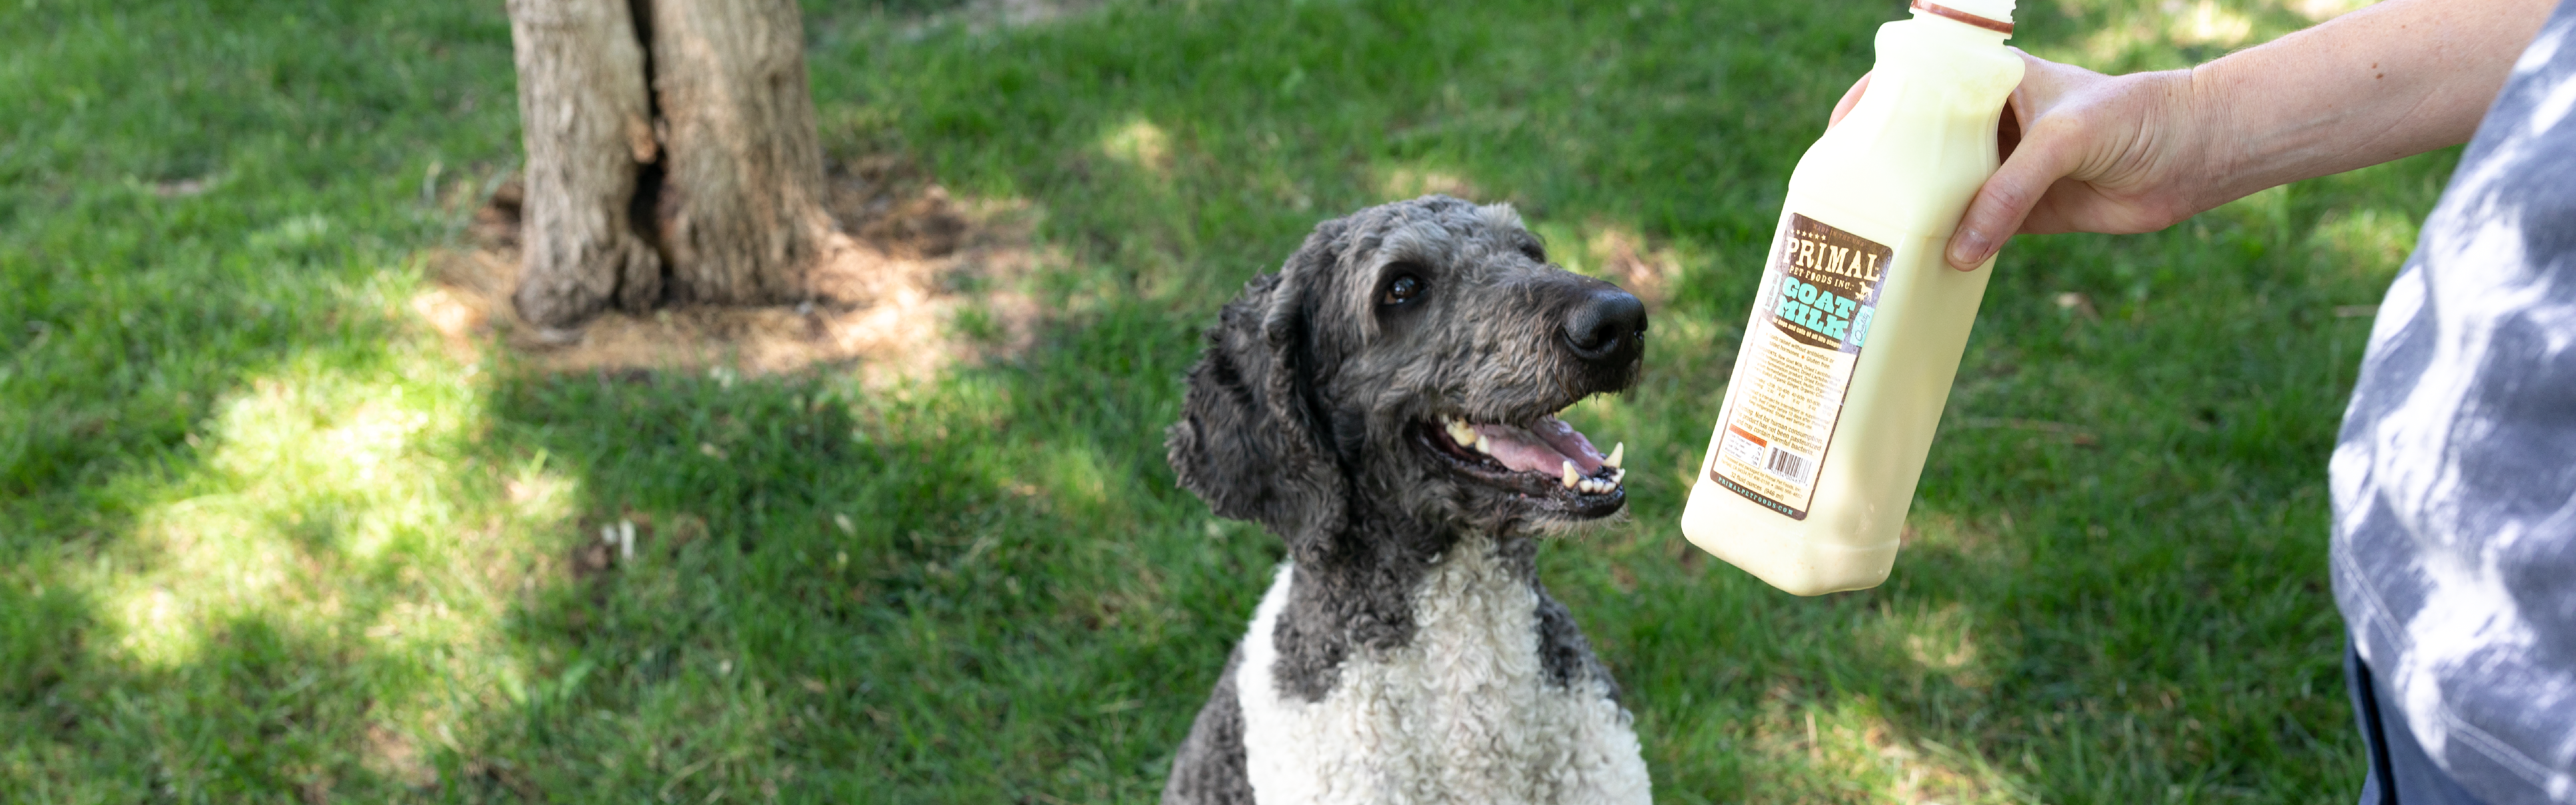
[1945,66,2104,269]
[1944,54,2124,270]
[1945,126,2086,269]
[1828,72,1872,128]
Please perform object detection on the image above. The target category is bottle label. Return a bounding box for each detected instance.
[1709,213,1892,520]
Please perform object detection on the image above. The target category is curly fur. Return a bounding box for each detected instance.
[1162,195,1651,804]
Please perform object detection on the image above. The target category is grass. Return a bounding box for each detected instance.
[0,0,2445,800]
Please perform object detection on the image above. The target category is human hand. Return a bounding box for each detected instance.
[1829,52,2212,270]
[1820,0,2552,270]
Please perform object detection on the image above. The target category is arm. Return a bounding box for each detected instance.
[1869,0,2559,269]
[2186,0,2552,211]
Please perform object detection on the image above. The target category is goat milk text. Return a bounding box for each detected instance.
[1706,215,1891,520]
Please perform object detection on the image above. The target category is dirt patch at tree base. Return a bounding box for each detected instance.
[413,159,1048,386]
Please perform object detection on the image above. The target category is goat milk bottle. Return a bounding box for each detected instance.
[1681,0,2023,595]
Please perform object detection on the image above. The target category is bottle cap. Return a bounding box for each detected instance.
[1910,0,2013,33]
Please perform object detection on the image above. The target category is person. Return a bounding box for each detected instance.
[1833,0,2576,802]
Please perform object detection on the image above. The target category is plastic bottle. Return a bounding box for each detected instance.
[1680,0,2024,595]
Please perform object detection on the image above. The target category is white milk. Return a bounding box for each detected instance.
[1681,0,2023,595]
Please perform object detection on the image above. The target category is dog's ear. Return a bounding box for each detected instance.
[1167,221,1350,562]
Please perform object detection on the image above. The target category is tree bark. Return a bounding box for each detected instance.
[507,0,663,330]
[505,0,833,330]
[644,0,834,307]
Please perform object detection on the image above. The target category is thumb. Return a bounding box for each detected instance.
[1944,119,2082,270]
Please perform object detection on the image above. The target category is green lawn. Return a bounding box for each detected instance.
[1,0,2444,801]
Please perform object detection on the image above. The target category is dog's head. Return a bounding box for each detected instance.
[1168,195,1645,557]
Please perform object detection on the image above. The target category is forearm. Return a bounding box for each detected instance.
[2186,0,2556,207]
[1937,0,2556,267]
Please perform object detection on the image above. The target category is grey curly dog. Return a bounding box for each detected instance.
[1162,195,1654,804]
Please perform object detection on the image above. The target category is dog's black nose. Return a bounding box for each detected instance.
[1563,288,1647,364]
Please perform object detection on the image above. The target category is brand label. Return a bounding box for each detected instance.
[1709,213,1891,520]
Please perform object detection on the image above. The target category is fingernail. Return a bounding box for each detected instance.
[1948,230,1991,269]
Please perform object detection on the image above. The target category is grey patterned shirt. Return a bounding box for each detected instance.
[2333,2,2576,803]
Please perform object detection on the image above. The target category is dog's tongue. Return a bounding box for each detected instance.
[1473,417,1605,475]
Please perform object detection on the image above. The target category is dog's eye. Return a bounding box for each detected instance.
[1382,274,1426,306]
[1520,244,1547,263]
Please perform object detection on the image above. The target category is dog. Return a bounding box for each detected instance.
[1161,195,1652,804]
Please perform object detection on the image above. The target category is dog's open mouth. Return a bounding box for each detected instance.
[1415,412,1627,517]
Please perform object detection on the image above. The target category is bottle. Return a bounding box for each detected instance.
[1680,0,2024,595]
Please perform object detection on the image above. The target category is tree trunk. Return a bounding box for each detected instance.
[644,0,834,307]
[507,0,664,329]
[505,0,833,330]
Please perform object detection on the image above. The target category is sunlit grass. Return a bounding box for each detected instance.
[2029,0,2377,70]
[2310,208,2420,282]
[1098,117,1176,179]
[6,294,577,796]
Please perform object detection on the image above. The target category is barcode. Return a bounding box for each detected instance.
[1764,447,1810,484]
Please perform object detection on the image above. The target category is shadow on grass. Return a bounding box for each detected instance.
[442,303,1279,800]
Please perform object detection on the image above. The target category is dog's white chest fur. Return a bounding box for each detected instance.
[1233,542,1650,804]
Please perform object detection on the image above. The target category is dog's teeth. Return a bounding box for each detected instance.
[1612,467,1627,486]
[1562,460,1580,489]
[1473,433,1492,454]
[1605,442,1624,469]
[1448,419,1478,446]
